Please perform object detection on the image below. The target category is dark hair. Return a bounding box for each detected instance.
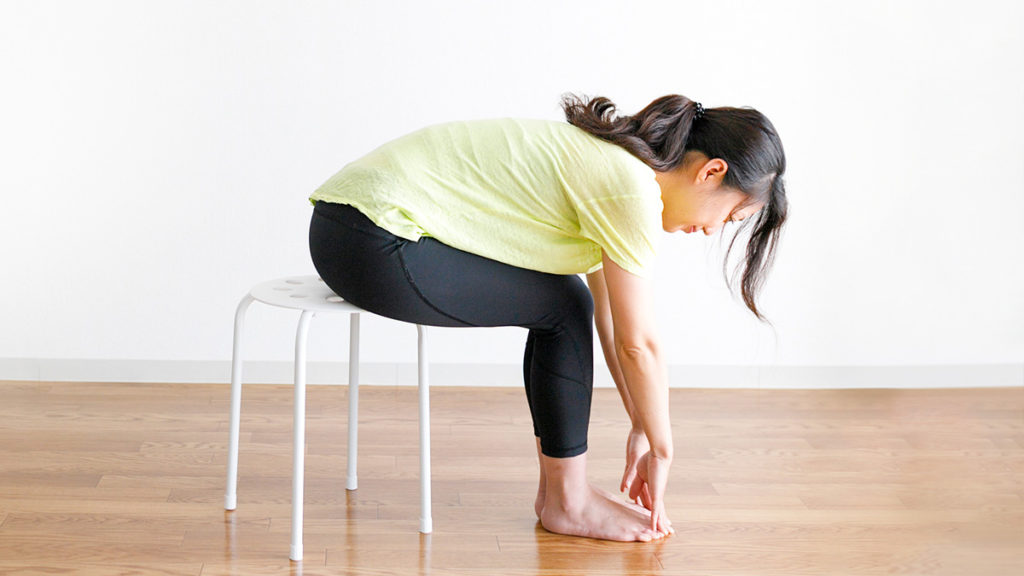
[562,94,788,322]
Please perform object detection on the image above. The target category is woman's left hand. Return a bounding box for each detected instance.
[621,426,649,494]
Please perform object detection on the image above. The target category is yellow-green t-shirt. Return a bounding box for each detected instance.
[309,118,662,277]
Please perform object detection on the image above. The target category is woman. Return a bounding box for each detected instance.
[308,94,788,542]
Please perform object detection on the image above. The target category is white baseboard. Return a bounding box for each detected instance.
[0,358,1021,389]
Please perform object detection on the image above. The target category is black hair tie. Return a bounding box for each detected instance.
[694,102,706,119]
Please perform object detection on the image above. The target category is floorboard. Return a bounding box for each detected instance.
[0,382,1020,575]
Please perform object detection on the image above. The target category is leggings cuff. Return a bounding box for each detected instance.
[539,441,588,459]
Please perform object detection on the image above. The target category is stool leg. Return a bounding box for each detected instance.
[346,313,360,491]
[291,310,314,562]
[225,293,255,511]
[417,325,433,534]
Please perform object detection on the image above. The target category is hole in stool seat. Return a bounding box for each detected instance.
[285,279,304,285]
[326,296,344,303]
[290,294,308,298]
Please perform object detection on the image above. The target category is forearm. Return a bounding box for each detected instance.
[615,342,672,460]
[588,259,672,459]
[594,253,672,529]
[595,311,640,427]
[589,269,642,427]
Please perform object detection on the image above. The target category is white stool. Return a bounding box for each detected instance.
[224,275,432,561]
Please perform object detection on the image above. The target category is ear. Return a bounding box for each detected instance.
[697,158,729,183]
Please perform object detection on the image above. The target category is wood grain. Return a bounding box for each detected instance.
[0,381,1020,575]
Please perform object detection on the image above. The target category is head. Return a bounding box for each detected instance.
[657,150,764,236]
[562,94,788,321]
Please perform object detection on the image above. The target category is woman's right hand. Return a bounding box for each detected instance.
[628,450,673,535]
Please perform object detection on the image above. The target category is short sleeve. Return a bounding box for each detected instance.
[576,190,662,277]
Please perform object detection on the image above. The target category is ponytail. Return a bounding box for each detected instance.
[726,173,788,321]
[561,94,701,172]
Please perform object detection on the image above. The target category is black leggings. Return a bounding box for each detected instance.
[309,201,593,458]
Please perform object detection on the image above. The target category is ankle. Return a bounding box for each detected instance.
[539,451,589,505]
[543,479,591,512]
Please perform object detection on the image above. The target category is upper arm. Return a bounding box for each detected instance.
[600,251,659,352]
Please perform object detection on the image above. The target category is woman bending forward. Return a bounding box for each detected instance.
[308,94,788,541]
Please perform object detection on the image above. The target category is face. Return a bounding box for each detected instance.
[658,153,764,236]
[667,185,762,236]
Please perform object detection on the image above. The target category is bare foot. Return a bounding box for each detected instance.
[537,468,658,525]
[537,474,666,531]
[540,483,665,542]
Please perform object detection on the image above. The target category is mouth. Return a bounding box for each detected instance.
[683,225,698,234]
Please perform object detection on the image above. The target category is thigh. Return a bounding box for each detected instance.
[398,235,592,330]
[309,203,465,327]
[310,202,591,330]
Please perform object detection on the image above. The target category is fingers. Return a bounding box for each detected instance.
[621,464,637,494]
[628,451,675,538]
[647,455,673,536]
[646,498,673,536]
[628,482,674,538]
[627,473,644,504]
[626,476,654,513]
[622,429,647,493]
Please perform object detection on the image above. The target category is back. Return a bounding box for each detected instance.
[310,118,662,276]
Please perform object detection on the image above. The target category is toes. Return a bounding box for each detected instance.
[637,529,662,542]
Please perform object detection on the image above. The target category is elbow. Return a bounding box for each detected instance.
[616,340,660,367]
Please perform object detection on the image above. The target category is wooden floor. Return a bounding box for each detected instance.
[0,381,1020,576]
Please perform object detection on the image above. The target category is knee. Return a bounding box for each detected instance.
[562,277,594,325]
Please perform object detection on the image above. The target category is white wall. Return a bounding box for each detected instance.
[1,0,1022,387]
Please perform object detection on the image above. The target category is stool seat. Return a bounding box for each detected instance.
[225,275,432,562]
[250,275,362,313]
